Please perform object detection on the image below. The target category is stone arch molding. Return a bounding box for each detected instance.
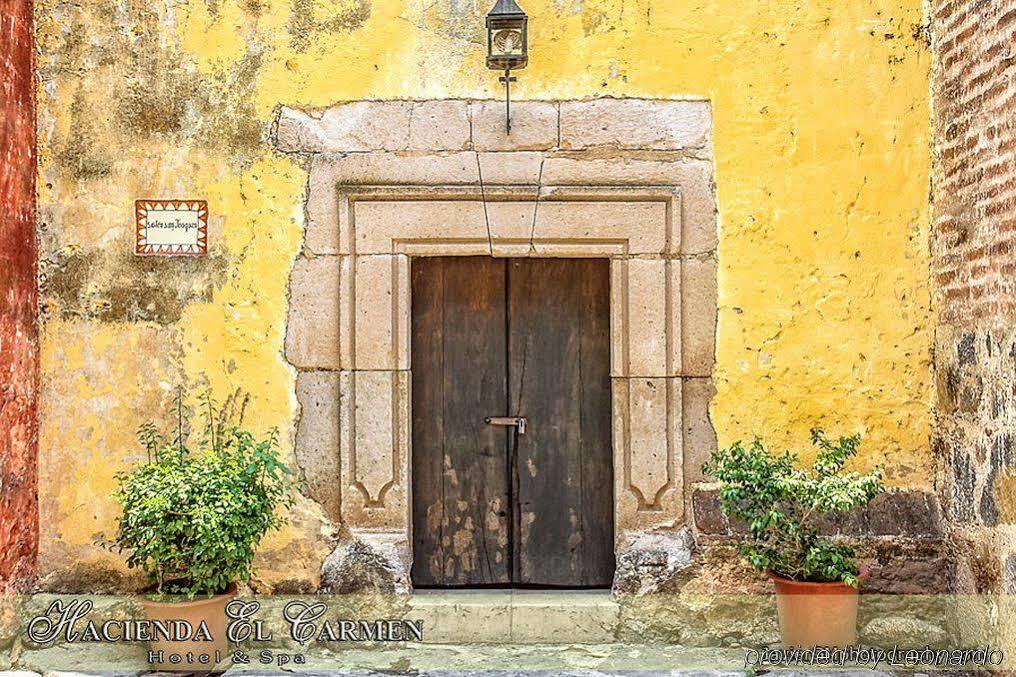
[274,98,718,591]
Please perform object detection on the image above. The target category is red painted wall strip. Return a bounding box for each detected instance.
[0,0,38,593]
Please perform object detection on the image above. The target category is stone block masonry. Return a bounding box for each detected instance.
[275,98,718,592]
[276,99,713,156]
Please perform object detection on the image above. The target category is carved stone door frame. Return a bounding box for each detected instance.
[276,99,718,589]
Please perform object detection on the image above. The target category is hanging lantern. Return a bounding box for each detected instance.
[486,0,528,72]
[485,0,528,133]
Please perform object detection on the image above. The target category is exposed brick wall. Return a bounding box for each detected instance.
[932,0,1016,598]
[0,0,39,592]
[933,0,1016,325]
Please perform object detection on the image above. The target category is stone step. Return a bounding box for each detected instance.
[408,590,619,644]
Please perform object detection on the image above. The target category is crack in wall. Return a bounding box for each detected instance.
[473,151,494,255]
[527,158,546,254]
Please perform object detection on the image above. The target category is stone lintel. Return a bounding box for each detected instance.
[276,99,712,156]
[302,154,715,259]
[559,99,712,152]
[471,100,559,151]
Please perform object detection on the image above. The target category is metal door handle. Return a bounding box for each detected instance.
[485,416,527,435]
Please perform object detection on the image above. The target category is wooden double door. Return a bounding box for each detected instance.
[411,257,615,588]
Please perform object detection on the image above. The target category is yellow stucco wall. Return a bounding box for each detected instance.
[34,0,933,587]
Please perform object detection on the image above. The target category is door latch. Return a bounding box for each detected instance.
[485,416,527,435]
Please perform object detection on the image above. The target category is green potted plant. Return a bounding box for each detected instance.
[111,390,297,670]
[702,428,883,648]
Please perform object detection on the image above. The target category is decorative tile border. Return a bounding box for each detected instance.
[134,199,208,256]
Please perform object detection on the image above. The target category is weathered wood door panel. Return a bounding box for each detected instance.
[411,257,613,588]
[411,257,511,586]
[508,259,614,587]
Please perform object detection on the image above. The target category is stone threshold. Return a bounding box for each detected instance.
[409,589,619,644]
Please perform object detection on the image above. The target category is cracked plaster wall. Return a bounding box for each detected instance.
[34,0,934,591]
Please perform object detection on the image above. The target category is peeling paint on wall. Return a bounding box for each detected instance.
[0,0,39,594]
[34,0,934,589]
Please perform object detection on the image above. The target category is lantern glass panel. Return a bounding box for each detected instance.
[486,13,528,70]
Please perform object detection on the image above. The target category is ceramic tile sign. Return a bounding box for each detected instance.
[134,199,208,256]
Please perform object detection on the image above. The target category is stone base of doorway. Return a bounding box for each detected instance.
[409,590,619,644]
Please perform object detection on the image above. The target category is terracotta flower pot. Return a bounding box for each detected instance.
[768,570,865,648]
[138,583,236,672]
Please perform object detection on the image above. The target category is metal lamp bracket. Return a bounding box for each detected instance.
[499,68,517,134]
